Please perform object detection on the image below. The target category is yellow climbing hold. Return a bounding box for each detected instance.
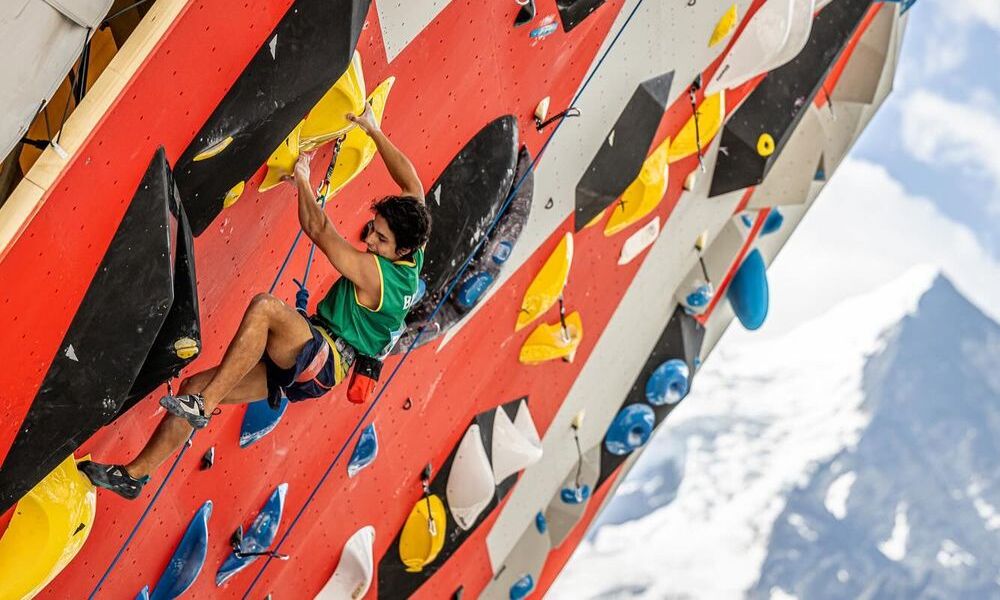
[604,137,670,237]
[668,90,726,163]
[173,337,200,360]
[192,136,233,162]
[300,51,366,152]
[756,133,775,157]
[709,4,738,47]
[259,121,304,193]
[399,494,447,573]
[325,76,396,198]
[0,454,96,600]
[516,232,574,332]
[519,311,584,365]
[223,181,246,208]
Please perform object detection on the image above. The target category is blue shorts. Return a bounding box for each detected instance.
[263,320,354,408]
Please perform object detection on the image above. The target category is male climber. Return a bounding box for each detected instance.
[79,104,432,499]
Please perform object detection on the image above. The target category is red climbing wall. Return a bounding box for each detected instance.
[0,0,892,597]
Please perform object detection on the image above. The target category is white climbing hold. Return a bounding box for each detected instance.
[269,35,278,59]
[65,344,78,362]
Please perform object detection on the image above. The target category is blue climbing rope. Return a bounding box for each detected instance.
[241,1,650,595]
[88,145,341,599]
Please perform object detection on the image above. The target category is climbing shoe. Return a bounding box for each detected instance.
[160,393,211,429]
[78,461,149,500]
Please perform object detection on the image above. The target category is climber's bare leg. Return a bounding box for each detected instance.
[198,292,313,412]
[125,364,267,478]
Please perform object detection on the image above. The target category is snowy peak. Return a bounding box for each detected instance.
[754,274,1000,599]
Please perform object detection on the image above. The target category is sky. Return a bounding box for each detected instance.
[753,0,1000,337]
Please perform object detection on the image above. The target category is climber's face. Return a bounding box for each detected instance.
[365,214,404,260]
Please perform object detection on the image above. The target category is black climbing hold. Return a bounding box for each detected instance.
[556,0,608,32]
[708,0,874,197]
[514,0,535,27]
[173,0,372,235]
[0,147,178,513]
[575,72,674,229]
[200,447,215,470]
[402,398,412,410]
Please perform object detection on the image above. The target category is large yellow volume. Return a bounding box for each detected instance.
[300,51,367,152]
[259,120,304,193]
[668,91,726,163]
[324,76,396,198]
[604,137,670,236]
[516,232,574,332]
[0,455,96,600]
[398,494,447,573]
[519,311,584,365]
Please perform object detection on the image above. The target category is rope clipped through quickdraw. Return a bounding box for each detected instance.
[230,526,290,561]
[535,107,581,131]
[421,463,437,537]
[242,2,651,594]
[687,75,706,173]
[557,295,570,344]
[698,255,710,282]
[294,136,344,315]
[571,420,584,490]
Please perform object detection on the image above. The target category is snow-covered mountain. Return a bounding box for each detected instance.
[549,268,1000,599]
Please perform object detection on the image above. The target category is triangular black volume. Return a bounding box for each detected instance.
[0,148,177,513]
[117,169,202,420]
[575,71,674,230]
[174,0,372,236]
[708,0,874,197]
[557,0,608,32]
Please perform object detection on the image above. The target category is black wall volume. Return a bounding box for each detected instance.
[575,72,673,230]
[420,116,519,307]
[173,0,371,236]
[117,158,202,420]
[594,306,705,489]
[557,0,608,32]
[0,148,178,512]
[709,0,875,197]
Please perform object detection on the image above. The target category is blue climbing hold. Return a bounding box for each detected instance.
[604,404,655,456]
[535,511,547,534]
[560,484,591,505]
[492,240,514,265]
[645,359,690,406]
[741,210,783,236]
[136,585,150,600]
[347,423,378,478]
[510,574,535,600]
[415,278,427,304]
[760,209,783,236]
[149,500,212,600]
[684,283,714,313]
[455,271,495,309]
[240,397,289,448]
[216,484,288,586]
[727,248,769,330]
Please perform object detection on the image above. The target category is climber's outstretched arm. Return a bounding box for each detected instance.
[292,154,380,292]
[348,106,424,202]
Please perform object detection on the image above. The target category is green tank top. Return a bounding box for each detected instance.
[315,248,423,357]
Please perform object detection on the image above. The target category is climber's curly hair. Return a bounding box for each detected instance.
[372,195,432,257]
